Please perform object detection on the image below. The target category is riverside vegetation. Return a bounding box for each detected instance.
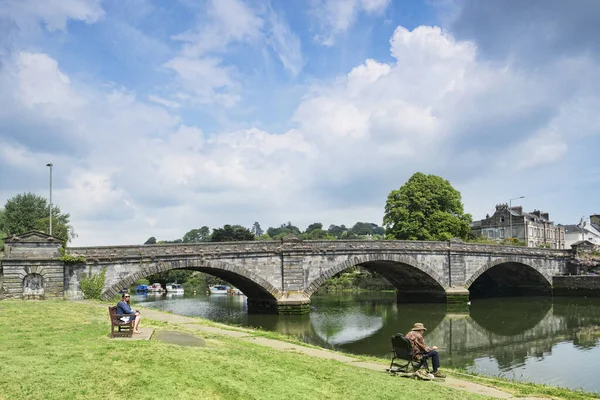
[1,300,597,400]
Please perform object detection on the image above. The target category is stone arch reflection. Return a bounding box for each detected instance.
[469,297,552,336]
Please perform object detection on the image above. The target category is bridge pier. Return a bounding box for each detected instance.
[247,294,311,315]
[395,287,470,311]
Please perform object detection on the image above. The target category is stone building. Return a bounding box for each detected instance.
[471,204,566,249]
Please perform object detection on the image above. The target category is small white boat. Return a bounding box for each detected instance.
[148,283,164,292]
[208,285,243,295]
[166,283,184,294]
[209,285,230,294]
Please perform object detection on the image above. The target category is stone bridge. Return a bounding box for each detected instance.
[0,232,572,313]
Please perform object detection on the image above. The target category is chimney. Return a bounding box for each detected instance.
[541,212,549,221]
[531,210,541,218]
[511,206,523,215]
[591,214,600,225]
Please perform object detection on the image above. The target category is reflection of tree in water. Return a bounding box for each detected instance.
[553,297,600,349]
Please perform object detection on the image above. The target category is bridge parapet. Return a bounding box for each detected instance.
[68,240,572,260]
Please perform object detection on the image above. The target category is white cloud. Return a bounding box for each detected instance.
[0,0,104,32]
[173,0,263,57]
[15,52,88,116]
[311,0,390,46]
[265,6,305,76]
[515,131,568,170]
[3,11,600,245]
[160,0,304,107]
[163,57,239,106]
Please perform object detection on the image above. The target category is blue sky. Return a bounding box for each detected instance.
[0,0,598,245]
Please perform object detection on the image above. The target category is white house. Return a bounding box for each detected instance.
[563,215,600,248]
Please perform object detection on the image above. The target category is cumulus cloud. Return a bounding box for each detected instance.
[2,1,600,245]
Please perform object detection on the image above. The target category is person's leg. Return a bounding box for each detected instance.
[422,350,440,372]
[134,316,141,333]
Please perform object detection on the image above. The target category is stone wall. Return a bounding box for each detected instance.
[552,275,600,297]
[1,260,65,299]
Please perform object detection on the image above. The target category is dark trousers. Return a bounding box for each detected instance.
[422,350,440,371]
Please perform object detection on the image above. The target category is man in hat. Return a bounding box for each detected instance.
[405,322,445,378]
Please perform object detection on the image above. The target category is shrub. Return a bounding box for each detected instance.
[80,268,106,299]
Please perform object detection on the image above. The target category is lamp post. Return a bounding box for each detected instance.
[46,163,53,236]
[509,196,525,240]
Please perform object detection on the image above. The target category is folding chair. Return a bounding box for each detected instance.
[388,334,429,373]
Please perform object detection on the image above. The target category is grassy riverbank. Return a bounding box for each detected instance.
[0,301,597,400]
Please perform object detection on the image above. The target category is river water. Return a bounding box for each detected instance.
[133,292,600,394]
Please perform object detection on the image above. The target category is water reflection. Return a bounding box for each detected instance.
[134,292,600,393]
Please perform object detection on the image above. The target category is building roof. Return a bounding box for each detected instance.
[571,240,596,248]
[562,224,583,234]
[3,231,63,243]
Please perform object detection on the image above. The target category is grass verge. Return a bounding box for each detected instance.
[1,300,490,400]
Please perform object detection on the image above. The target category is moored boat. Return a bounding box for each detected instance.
[148,283,164,292]
[209,285,230,294]
[166,283,184,294]
[136,284,149,292]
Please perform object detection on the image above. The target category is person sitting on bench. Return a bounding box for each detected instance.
[116,293,142,334]
[405,322,445,378]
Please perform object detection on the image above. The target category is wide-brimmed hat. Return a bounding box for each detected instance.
[411,322,427,331]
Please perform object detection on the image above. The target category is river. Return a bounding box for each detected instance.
[133,292,600,394]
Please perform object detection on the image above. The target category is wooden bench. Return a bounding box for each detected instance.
[108,306,136,338]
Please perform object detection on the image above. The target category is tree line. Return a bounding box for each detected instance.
[143,221,387,245]
[1,172,475,249]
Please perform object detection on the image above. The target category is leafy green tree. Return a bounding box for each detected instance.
[144,237,157,245]
[327,224,348,238]
[383,172,472,241]
[0,192,75,243]
[159,239,183,244]
[0,208,5,247]
[182,226,211,243]
[302,229,333,240]
[211,225,254,242]
[305,222,323,233]
[266,222,301,239]
[250,222,264,237]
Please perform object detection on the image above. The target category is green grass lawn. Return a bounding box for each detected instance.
[0,300,494,400]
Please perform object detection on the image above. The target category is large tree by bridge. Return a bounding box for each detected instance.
[0,192,75,243]
[383,172,472,241]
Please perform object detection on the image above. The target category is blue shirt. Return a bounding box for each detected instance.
[117,300,135,315]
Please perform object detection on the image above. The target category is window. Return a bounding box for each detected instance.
[499,228,505,238]
[500,216,505,223]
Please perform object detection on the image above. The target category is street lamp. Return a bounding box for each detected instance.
[509,196,525,240]
[46,163,53,236]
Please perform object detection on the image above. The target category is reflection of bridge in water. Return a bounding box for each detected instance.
[251,296,600,370]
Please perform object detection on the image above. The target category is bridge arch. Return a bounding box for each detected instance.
[305,254,447,297]
[466,258,552,299]
[100,258,283,301]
